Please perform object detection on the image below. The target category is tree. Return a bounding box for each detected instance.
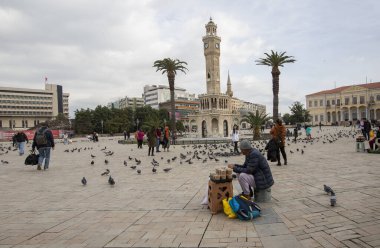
[47,113,71,130]
[241,110,271,140]
[153,58,188,140]
[176,121,186,133]
[282,113,292,125]
[256,50,296,121]
[74,108,94,134]
[289,101,310,124]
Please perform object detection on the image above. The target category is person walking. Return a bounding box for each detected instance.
[155,127,162,152]
[231,125,240,154]
[32,123,55,170]
[147,127,157,156]
[271,119,287,166]
[12,131,28,156]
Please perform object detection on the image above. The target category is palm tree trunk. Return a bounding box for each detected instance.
[253,126,260,140]
[168,72,176,143]
[272,67,281,121]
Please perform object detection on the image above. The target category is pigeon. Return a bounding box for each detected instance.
[323,184,334,195]
[81,177,87,185]
[330,192,337,206]
[91,160,94,165]
[130,165,136,170]
[101,169,110,176]
[137,169,141,174]
[1,160,9,164]
[108,176,115,185]
[91,154,96,158]
[104,159,109,164]
[152,167,157,173]
[124,160,127,166]
[128,156,133,160]
[301,149,304,154]
[290,150,294,154]
[163,168,172,172]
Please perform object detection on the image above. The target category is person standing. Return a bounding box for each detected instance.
[63,132,69,145]
[147,127,156,156]
[12,131,28,156]
[155,127,162,153]
[231,125,240,154]
[319,122,322,131]
[163,126,170,151]
[271,119,287,166]
[293,126,298,143]
[228,140,274,200]
[32,123,55,170]
[137,129,144,149]
[363,118,371,140]
[123,130,127,140]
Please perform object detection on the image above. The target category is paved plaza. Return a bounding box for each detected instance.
[0,127,379,248]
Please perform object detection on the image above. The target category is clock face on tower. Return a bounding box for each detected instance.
[204,43,209,49]
[215,43,219,49]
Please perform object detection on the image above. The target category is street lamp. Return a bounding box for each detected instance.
[101,120,104,134]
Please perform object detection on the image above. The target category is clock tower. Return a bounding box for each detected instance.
[202,18,221,94]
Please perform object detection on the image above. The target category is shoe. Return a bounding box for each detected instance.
[284,161,287,165]
[277,162,282,166]
[37,165,41,170]
[44,167,48,170]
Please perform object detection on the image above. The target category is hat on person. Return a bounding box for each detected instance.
[239,139,252,150]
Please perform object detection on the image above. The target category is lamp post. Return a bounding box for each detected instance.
[101,120,104,134]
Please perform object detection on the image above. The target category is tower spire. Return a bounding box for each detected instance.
[226,70,233,97]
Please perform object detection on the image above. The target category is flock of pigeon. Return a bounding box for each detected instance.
[1,127,359,206]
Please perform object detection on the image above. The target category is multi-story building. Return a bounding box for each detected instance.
[158,98,200,129]
[108,96,144,110]
[0,84,69,130]
[143,85,196,109]
[306,82,380,125]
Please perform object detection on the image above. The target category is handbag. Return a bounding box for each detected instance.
[25,151,39,165]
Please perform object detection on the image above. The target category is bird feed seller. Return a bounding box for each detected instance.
[228,140,274,200]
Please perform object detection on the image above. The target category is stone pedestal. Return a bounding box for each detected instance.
[254,187,272,203]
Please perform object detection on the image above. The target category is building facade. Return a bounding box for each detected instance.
[143,85,196,109]
[306,82,380,125]
[0,84,69,130]
[108,96,144,110]
[159,98,200,130]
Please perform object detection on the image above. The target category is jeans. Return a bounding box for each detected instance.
[17,142,25,155]
[276,146,287,164]
[38,147,51,169]
[237,173,256,195]
[156,138,161,151]
[233,141,239,153]
[137,140,143,148]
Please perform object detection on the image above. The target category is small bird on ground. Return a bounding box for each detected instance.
[128,156,133,160]
[323,184,334,195]
[124,160,127,166]
[137,169,141,174]
[104,159,109,164]
[330,192,337,206]
[91,160,94,165]
[301,149,304,154]
[130,165,136,169]
[91,154,96,158]
[152,167,157,173]
[101,169,110,176]
[81,177,87,185]
[108,176,115,185]
[163,168,172,172]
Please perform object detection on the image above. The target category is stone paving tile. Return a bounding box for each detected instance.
[0,127,379,247]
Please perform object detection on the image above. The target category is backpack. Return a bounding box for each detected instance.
[35,129,48,146]
[229,195,261,221]
[25,152,39,165]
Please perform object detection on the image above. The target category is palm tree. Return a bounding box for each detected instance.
[153,58,188,142]
[256,50,296,121]
[241,110,271,140]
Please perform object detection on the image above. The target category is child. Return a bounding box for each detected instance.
[306,126,312,140]
[265,135,278,162]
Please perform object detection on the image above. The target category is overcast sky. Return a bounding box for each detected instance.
[1,0,379,118]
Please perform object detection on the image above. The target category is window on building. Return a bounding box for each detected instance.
[0,120,2,127]
[359,96,365,104]
[320,100,323,106]
[332,99,335,105]
[377,95,380,101]
[337,99,340,106]
[345,97,349,105]
[320,115,324,122]
[314,100,318,107]
[25,120,28,128]
[9,120,12,128]
[326,100,330,106]
[315,115,318,122]
[309,101,312,107]
[352,96,357,104]
[22,120,25,128]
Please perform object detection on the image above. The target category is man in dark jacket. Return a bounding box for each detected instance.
[12,131,28,156]
[363,118,371,140]
[32,123,55,170]
[228,140,274,199]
